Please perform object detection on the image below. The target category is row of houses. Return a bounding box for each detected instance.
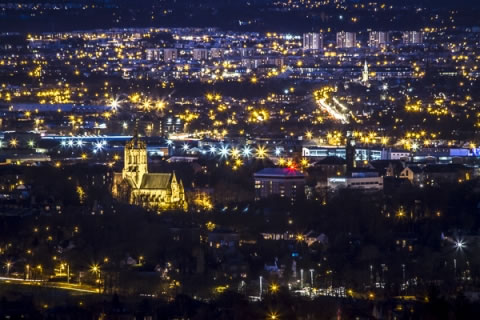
[328,161,475,191]
[253,160,477,202]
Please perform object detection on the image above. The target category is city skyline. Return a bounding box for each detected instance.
[1,1,480,319]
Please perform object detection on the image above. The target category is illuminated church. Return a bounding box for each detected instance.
[113,130,187,211]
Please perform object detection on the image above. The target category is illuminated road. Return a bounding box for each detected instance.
[41,135,133,142]
[0,276,98,294]
[314,88,350,124]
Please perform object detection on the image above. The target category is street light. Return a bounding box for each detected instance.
[259,276,263,299]
[230,147,240,158]
[270,283,279,293]
[90,264,100,275]
[36,265,43,280]
[255,145,267,158]
[309,269,314,288]
[109,96,121,112]
[453,238,467,281]
[9,139,17,148]
[5,261,12,275]
[242,145,252,158]
[454,239,466,252]
[219,145,229,158]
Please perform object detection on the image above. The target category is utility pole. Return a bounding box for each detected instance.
[300,269,304,288]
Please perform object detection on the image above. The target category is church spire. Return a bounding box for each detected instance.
[133,118,139,140]
[127,118,145,150]
[362,60,369,83]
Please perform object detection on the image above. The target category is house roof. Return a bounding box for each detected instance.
[423,164,467,173]
[369,160,404,175]
[314,156,346,165]
[139,173,172,189]
[406,166,423,174]
[254,168,305,178]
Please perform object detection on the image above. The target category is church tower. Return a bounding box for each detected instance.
[113,123,187,212]
[346,131,356,176]
[122,124,148,188]
[362,60,369,83]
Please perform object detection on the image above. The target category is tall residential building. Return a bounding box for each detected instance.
[368,31,389,48]
[402,31,423,45]
[336,31,357,48]
[160,116,183,136]
[240,47,255,57]
[254,168,305,202]
[209,48,224,59]
[163,48,178,62]
[192,48,208,60]
[303,32,323,50]
[145,48,162,61]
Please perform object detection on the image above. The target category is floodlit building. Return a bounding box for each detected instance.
[328,172,384,191]
[336,32,357,48]
[254,168,305,202]
[402,31,423,44]
[160,116,183,136]
[303,32,323,50]
[112,130,187,211]
[145,48,162,61]
[400,166,424,186]
[163,48,178,62]
[362,60,369,83]
[192,48,208,60]
[368,31,389,48]
[209,48,224,59]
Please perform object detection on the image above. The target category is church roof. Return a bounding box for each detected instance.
[139,173,172,189]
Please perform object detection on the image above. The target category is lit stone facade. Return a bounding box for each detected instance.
[113,133,187,211]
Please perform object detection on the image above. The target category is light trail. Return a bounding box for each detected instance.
[0,276,98,294]
[314,88,350,124]
[317,98,349,124]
